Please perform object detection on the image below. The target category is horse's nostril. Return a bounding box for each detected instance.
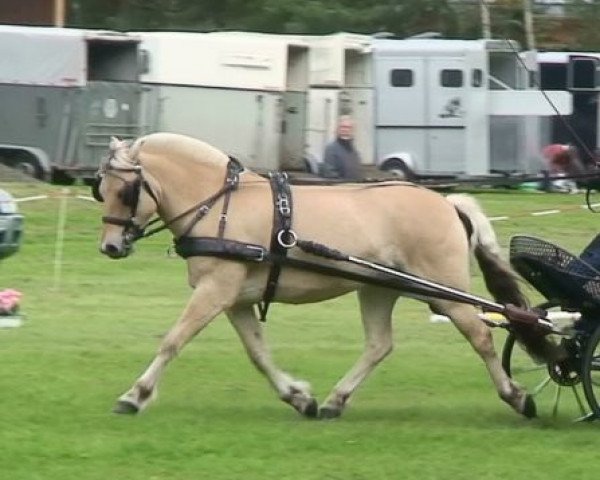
[101,243,120,256]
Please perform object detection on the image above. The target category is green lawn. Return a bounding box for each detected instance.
[1,181,599,480]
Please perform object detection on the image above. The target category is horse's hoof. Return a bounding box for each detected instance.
[303,398,319,418]
[521,394,537,419]
[113,399,139,415]
[318,406,342,419]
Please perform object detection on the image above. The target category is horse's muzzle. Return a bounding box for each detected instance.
[100,241,134,259]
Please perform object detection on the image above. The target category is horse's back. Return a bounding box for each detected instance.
[292,183,466,259]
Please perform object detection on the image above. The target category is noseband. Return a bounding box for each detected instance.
[92,165,160,242]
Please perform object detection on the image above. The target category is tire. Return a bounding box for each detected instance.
[502,329,594,421]
[8,151,45,180]
[51,169,75,186]
[381,158,415,181]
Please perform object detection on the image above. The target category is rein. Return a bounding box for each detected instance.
[140,157,244,240]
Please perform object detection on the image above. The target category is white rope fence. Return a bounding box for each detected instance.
[12,189,95,290]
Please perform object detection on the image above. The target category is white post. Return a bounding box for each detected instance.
[53,189,69,290]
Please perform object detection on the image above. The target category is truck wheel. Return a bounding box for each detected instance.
[51,170,75,185]
[10,152,45,180]
[381,158,415,181]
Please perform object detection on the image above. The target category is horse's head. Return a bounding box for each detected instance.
[93,137,159,259]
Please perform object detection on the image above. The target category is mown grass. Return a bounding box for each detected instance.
[1,181,600,480]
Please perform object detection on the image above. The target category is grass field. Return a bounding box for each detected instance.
[1,181,600,479]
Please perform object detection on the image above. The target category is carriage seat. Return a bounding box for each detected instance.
[509,235,600,313]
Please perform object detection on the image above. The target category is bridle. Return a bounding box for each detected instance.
[92,164,160,247]
[92,156,244,246]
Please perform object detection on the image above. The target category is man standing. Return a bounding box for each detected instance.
[321,115,362,180]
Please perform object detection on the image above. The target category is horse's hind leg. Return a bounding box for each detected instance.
[319,286,397,419]
[226,306,318,418]
[433,300,536,418]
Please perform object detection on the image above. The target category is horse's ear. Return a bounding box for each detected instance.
[109,136,122,150]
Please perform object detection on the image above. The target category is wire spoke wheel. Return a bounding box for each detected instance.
[581,325,600,420]
[502,332,594,422]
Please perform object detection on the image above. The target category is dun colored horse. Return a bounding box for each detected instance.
[94,132,549,419]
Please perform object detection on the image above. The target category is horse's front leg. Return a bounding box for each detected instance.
[114,260,246,414]
[319,286,398,418]
[226,306,318,418]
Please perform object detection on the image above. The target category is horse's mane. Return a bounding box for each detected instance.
[128,132,230,168]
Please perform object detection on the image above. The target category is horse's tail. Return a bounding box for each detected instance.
[446,194,561,363]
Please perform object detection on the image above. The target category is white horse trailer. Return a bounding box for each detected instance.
[0,25,142,182]
[137,31,309,172]
[372,38,572,177]
[536,51,600,165]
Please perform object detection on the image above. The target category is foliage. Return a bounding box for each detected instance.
[67,0,600,49]
[1,180,600,479]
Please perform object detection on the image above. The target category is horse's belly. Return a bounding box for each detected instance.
[238,268,358,305]
[276,282,357,304]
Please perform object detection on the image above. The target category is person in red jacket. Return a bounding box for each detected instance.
[541,144,586,192]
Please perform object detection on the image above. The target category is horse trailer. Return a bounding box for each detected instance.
[136,31,309,172]
[0,25,143,182]
[295,35,573,179]
[371,38,572,177]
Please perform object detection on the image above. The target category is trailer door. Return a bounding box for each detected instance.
[72,39,143,175]
[280,91,307,170]
[74,81,142,172]
[374,57,427,170]
[425,58,466,172]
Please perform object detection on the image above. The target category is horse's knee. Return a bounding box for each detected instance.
[158,343,178,358]
[469,328,494,355]
[368,339,393,361]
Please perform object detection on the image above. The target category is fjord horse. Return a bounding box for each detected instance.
[94,132,546,419]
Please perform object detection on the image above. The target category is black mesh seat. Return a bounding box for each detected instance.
[509,235,600,312]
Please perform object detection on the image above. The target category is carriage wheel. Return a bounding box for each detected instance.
[581,325,600,420]
[502,331,595,422]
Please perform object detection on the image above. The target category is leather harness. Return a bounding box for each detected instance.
[173,161,297,321]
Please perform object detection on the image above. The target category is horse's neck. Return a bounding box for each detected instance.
[147,156,264,233]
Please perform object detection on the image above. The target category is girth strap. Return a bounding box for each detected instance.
[257,172,295,322]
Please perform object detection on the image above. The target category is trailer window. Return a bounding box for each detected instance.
[87,40,139,82]
[540,63,567,90]
[570,58,598,90]
[390,69,413,87]
[441,69,463,88]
